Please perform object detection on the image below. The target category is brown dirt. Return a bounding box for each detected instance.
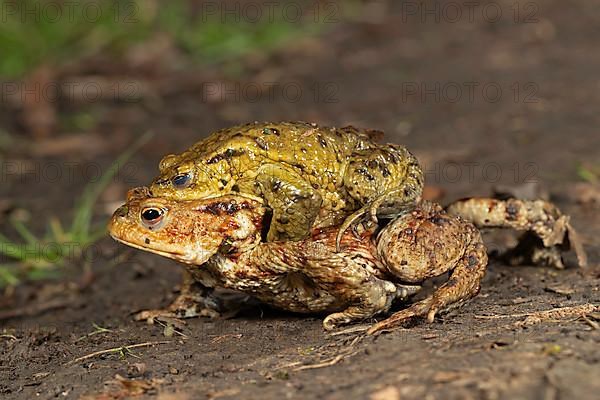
[1,1,599,399]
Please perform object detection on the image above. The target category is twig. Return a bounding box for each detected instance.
[293,350,360,371]
[69,341,171,364]
[581,315,599,330]
[210,333,242,344]
[474,304,598,320]
[328,325,370,336]
[292,335,363,372]
[154,319,188,338]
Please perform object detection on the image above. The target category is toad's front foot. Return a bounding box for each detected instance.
[134,292,223,323]
[134,270,224,323]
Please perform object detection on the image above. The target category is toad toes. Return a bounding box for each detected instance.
[109,188,488,332]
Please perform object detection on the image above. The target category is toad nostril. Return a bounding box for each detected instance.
[116,205,128,217]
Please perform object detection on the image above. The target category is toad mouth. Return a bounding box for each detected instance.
[109,233,194,263]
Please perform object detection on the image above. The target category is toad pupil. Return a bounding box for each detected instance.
[142,208,162,221]
[172,173,191,188]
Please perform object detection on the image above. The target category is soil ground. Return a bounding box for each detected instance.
[1,1,599,399]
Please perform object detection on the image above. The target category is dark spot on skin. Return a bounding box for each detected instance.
[206,154,225,165]
[400,260,408,266]
[144,238,150,245]
[445,278,458,288]
[154,178,170,187]
[341,126,358,135]
[300,147,308,154]
[318,136,328,148]
[272,180,282,192]
[225,148,236,158]
[255,137,269,151]
[381,167,391,177]
[367,160,378,169]
[219,179,228,188]
[218,238,234,254]
[206,149,244,164]
[388,152,400,164]
[312,183,320,189]
[198,201,250,216]
[231,184,240,192]
[429,215,447,225]
[506,202,520,221]
[291,193,308,202]
[467,255,479,268]
[262,127,280,136]
[355,168,375,181]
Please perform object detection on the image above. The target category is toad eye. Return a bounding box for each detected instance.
[141,207,165,229]
[172,173,191,188]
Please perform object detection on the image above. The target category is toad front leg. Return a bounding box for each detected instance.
[135,269,224,322]
[368,202,488,334]
[238,163,323,242]
[337,145,424,250]
[446,198,588,268]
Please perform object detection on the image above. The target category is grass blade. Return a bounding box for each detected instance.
[70,131,154,239]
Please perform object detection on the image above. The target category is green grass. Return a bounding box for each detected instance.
[0,0,333,78]
[0,0,153,77]
[577,163,599,184]
[0,132,153,287]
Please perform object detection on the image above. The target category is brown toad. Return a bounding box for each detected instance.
[109,189,585,333]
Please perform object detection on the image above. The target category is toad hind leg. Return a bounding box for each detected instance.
[368,202,488,334]
[446,198,588,268]
[250,163,322,242]
[368,235,487,334]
